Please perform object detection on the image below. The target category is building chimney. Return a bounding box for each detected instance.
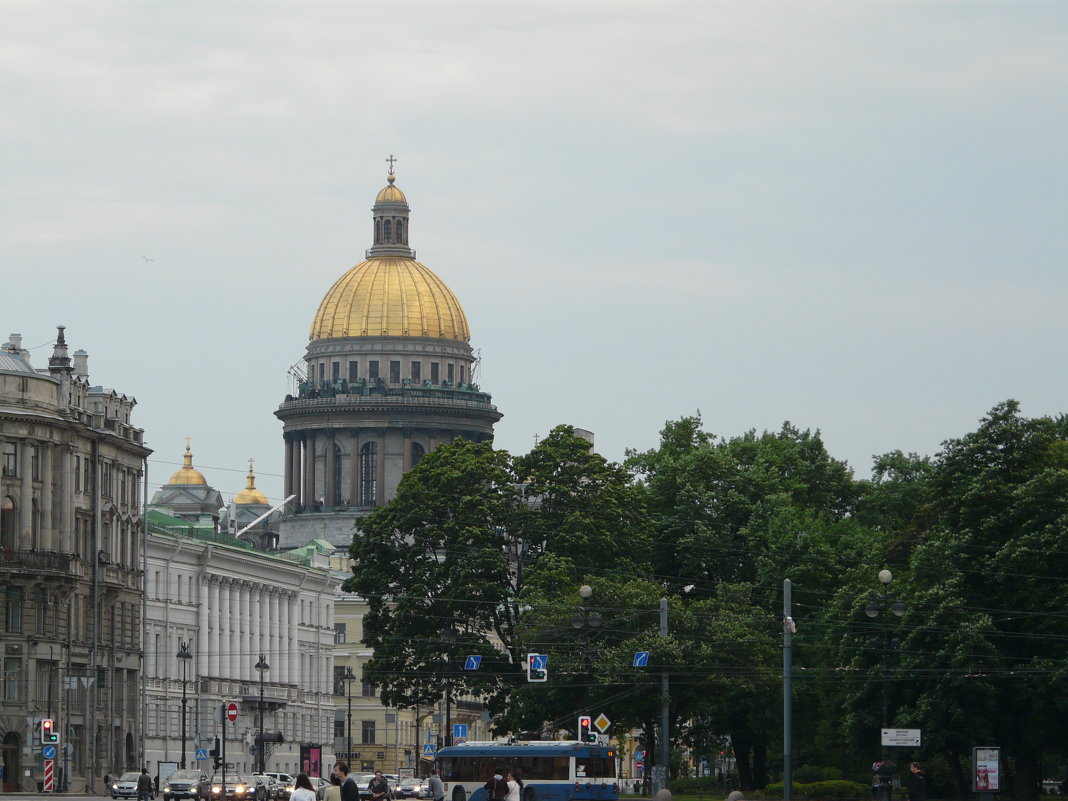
[6,333,23,353]
[73,349,89,379]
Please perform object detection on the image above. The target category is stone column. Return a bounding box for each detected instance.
[19,440,33,547]
[209,579,221,677]
[303,433,315,508]
[284,436,294,500]
[324,430,336,508]
[228,581,241,679]
[288,594,299,688]
[349,431,360,507]
[198,577,210,680]
[279,595,290,684]
[40,443,53,550]
[293,437,304,508]
[239,583,252,682]
[59,446,73,552]
[269,592,280,681]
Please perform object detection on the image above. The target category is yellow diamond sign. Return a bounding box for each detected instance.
[593,713,611,733]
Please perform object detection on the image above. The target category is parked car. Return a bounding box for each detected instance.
[210,775,267,801]
[264,773,296,800]
[396,778,427,799]
[164,770,211,801]
[114,772,151,800]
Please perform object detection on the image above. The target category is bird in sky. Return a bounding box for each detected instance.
[142,255,154,262]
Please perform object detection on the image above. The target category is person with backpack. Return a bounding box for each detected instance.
[484,772,509,801]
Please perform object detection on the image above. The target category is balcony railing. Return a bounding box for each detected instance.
[0,549,78,575]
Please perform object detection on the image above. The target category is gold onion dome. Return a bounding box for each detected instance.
[167,441,207,486]
[234,459,269,505]
[309,170,470,341]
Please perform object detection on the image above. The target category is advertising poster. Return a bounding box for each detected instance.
[974,748,1000,792]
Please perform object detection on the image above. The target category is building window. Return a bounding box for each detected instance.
[83,458,90,493]
[3,657,21,700]
[333,665,348,695]
[349,361,358,382]
[75,456,81,492]
[447,363,455,384]
[30,445,39,480]
[411,443,424,468]
[389,361,400,384]
[334,623,347,644]
[460,366,466,384]
[5,586,22,634]
[2,442,16,478]
[430,363,439,384]
[383,220,392,242]
[411,361,421,382]
[361,720,376,744]
[396,220,403,243]
[332,362,340,382]
[361,681,376,698]
[334,719,345,739]
[368,361,379,380]
[360,442,377,507]
[0,497,15,551]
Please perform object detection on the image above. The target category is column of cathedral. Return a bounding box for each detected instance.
[288,594,299,686]
[303,434,315,507]
[210,579,222,676]
[324,431,335,507]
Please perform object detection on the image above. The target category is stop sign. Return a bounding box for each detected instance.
[226,702,239,723]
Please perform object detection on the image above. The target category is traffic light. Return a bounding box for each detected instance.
[213,755,223,771]
[41,719,58,743]
[526,653,547,683]
[578,715,595,743]
[210,737,221,770]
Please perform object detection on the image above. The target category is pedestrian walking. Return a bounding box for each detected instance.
[137,769,154,801]
[333,763,358,801]
[291,774,318,801]
[908,763,927,801]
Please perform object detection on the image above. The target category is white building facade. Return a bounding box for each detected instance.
[144,524,337,777]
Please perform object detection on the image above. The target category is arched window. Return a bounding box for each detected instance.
[333,444,344,507]
[360,442,378,507]
[396,220,404,243]
[383,219,392,243]
[0,497,15,551]
[410,442,425,468]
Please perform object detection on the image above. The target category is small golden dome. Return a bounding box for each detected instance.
[234,459,269,505]
[167,441,207,486]
[375,180,407,204]
[310,256,470,341]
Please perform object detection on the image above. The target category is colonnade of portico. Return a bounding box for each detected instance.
[197,575,301,684]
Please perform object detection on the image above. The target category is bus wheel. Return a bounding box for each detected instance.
[523,788,536,801]
[453,788,466,801]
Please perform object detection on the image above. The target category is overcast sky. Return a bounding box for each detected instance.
[4,1,1067,507]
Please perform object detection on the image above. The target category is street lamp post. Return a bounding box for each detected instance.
[255,654,270,774]
[343,667,356,762]
[440,627,456,747]
[865,569,905,801]
[572,585,603,709]
[177,641,194,769]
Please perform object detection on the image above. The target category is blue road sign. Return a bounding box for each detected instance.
[530,654,547,671]
[464,655,482,670]
[453,724,468,740]
[633,651,650,667]
[422,744,436,757]
[195,748,208,761]
[43,745,57,760]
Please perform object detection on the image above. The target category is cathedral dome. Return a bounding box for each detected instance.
[310,257,470,341]
[375,174,407,204]
[234,459,269,505]
[168,442,207,485]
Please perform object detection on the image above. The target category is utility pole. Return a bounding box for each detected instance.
[783,580,794,801]
[658,598,669,792]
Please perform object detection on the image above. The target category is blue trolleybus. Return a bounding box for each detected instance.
[436,741,618,801]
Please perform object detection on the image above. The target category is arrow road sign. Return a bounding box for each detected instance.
[530,654,547,671]
[453,724,468,740]
[633,651,650,667]
[43,745,57,760]
[464,655,482,670]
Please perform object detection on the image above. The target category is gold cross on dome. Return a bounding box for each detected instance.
[386,154,397,175]
[185,436,191,452]
[248,457,254,473]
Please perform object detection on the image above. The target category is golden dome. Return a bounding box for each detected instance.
[375,174,407,204]
[234,459,269,505]
[167,441,207,486]
[310,256,470,340]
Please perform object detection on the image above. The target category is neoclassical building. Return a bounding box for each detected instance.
[0,328,149,793]
[276,167,503,547]
[144,509,336,777]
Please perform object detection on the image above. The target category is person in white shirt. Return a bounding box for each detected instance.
[505,772,521,801]
[291,773,318,801]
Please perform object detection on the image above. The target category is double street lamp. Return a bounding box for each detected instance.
[865,569,906,801]
[176,641,194,769]
[572,585,603,707]
[439,626,456,747]
[255,654,270,774]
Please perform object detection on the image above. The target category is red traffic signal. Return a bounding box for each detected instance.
[41,718,58,743]
[578,715,594,742]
